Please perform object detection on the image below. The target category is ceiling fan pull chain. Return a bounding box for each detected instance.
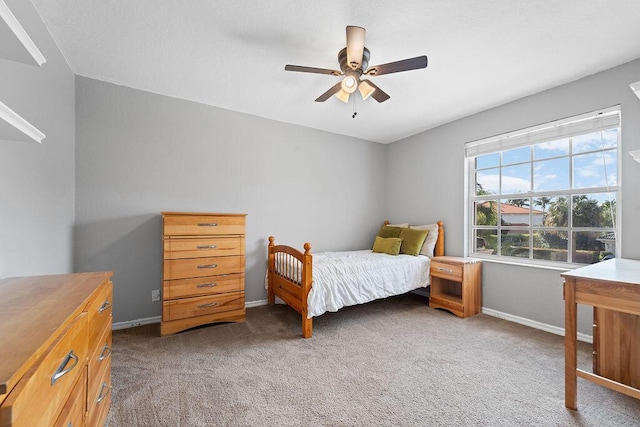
[352,94,357,119]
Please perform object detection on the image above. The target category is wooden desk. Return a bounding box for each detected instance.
[561,258,640,409]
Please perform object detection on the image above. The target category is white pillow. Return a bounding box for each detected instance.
[386,223,409,228]
[409,223,439,257]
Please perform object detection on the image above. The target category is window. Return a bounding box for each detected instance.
[466,107,620,267]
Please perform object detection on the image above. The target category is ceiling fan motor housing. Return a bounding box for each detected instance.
[338,47,370,74]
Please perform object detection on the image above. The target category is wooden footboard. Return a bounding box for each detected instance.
[267,220,444,338]
[267,236,313,338]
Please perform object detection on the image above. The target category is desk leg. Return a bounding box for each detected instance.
[564,278,578,409]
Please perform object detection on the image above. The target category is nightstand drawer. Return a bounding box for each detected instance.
[431,261,463,281]
[163,214,245,236]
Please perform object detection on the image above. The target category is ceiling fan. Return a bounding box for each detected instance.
[285,26,428,104]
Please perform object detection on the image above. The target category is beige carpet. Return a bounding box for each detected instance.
[106,294,640,426]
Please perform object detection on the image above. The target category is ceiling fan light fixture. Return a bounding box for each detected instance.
[335,89,350,103]
[358,80,376,100]
[341,75,357,93]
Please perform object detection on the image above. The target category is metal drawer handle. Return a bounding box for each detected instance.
[96,382,111,404]
[437,267,454,273]
[98,344,112,361]
[198,223,218,227]
[197,264,218,269]
[197,283,217,288]
[197,245,217,249]
[99,301,111,313]
[197,302,218,308]
[51,350,79,385]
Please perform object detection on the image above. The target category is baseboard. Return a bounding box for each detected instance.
[112,316,161,331]
[482,307,593,344]
[246,299,268,308]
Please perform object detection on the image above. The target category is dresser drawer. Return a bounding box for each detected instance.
[163,214,245,236]
[52,369,86,427]
[88,322,112,404]
[164,237,243,259]
[0,313,89,426]
[163,274,244,300]
[163,292,245,321]
[86,280,113,353]
[164,255,244,280]
[430,261,463,281]
[87,358,111,427]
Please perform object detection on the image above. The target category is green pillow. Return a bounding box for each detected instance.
[372,236,402,255]
[377,225,403,239]
[399,228,429,256]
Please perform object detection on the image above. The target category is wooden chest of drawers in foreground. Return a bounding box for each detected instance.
[161,212,247,336]
[429,256,482,318]
[0,272,113,426]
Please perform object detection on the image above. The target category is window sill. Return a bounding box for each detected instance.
[468,254,587,272]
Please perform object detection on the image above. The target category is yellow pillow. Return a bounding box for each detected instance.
[372,236,402,255]
[399,228,429,256]
[377,225,403,239]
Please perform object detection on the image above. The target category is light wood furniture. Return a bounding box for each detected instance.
[561,258,640,410]
[267,221,445,338]
[161,212,246,336]
[429,256,482,318]
[0,272,113,426]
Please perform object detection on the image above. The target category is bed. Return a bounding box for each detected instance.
[267,221,444,338]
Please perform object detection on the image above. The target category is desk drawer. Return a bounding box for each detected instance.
[164,255,244,280]
[0,313,88,426]
[430,261,463,281]
[164,237,243,259]
[163,274,244,300]
[163,214,245,236]
[163,292,244,321]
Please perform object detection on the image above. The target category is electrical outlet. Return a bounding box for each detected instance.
[151,289,160,302]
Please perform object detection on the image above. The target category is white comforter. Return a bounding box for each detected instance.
[306,250,431,318]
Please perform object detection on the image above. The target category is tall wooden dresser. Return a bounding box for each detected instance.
[161,212,246,336]
[0,272,113,427]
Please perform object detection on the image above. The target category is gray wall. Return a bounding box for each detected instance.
[387,58,640,335]
[0,0,75,278]
[74,77,387,323]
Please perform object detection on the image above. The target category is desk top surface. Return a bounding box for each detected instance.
[561,258,640,286]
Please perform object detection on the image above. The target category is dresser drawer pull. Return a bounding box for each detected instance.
[98,344,112,361]
[197,264,218,269]
[99,301,112,313]
[51,350,79,385]
[436,267,454,273]
[197,283,217,288]
[198,223,218,227]
[197,245,217,249]
[197,302,218,309]
[96,382,111,404]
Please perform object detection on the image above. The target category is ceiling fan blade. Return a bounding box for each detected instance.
[285,65,342,76]
[366,55,428,76]
[346,26,366,70]
[360,79,390,103]
[315,82,343,102]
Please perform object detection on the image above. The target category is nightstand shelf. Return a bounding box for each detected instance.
[429,256,482,318]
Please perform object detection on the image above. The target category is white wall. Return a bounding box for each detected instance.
[0,0,75,278]
[386,58,640,335]
[74,77,387,323]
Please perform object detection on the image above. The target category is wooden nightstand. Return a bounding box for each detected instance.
[429,256,482,318]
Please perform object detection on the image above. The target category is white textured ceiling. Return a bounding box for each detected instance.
[31,0,640,143]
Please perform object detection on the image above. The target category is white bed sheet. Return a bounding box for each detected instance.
[306,250,431,318]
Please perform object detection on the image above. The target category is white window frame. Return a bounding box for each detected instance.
[464,106,622,269]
